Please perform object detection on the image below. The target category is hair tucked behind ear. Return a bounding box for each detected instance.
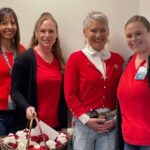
[147,56,150,87]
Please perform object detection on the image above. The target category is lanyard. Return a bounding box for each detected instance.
[0,47,16,75]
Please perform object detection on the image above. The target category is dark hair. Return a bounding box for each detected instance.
[30,12,65,71]
[125,15,150,32]
[0,7,20,54]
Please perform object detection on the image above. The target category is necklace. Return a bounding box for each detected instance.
[0,47,16,75]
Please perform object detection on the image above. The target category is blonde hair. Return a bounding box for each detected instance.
[30,12,65,71]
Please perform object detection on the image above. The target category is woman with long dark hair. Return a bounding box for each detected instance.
[0,7,25,136]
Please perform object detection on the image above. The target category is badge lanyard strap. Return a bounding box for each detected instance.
[0,47,16,75]
[136,59,147,71]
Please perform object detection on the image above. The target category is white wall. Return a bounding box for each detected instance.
[1,0,140,60]
[139,0,150,20]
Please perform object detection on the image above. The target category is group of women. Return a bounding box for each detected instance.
[0,7,149,150]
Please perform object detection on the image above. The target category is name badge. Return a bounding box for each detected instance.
[135,66,147,80]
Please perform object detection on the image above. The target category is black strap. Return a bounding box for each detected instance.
[122,55,133,73]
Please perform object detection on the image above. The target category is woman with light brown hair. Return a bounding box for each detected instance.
[11,12,68,131]
[116,15,150,150]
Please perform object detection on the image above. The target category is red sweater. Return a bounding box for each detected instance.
[117,54,150,145]
[35,50,62,128]
[0,44,25,110]
[64,50,123,117]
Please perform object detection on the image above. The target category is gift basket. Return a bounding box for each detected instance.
[0,117,71,150]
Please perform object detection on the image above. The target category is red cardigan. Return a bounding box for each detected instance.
[0,44,25,110]
[64,50,124,117]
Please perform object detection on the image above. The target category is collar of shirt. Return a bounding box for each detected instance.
[82,45,111,79]
[82,45,111,60]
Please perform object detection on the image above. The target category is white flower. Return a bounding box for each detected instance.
[67,128,74,136]
[16,130,27,138]
[34,143,41,149]
[8,133,14,136]
[30,141,41,149]
[16,137,27,145]
[46,140,56,149]
[40,142,45,146]
[3,136,16,144]
[17,142,26,150]
[56,133,67,144]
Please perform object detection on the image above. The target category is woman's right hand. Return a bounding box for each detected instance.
[86,118,110,133]
[26,106,37,120]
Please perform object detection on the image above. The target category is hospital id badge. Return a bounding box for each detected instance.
[135,66,147,80]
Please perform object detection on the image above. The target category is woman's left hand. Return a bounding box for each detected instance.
[104,118,116,131]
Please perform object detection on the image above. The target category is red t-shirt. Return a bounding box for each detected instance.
[117,54,150,145]
[34,50,62,128]
[0,44,26,110]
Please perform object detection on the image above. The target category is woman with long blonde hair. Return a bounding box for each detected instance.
[11,12,68,131]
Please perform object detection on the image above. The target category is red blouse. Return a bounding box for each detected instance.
[0,44,25,110]
[34,50,62,128]
[117,54,150,145]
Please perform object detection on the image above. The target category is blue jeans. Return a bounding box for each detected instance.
[0,112,15,136]
[125,143,150,150]
[73,119,115,150]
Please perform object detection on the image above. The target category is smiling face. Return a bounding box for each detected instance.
[0,15,17,41]
[83,20,109,51]
[125,21,150,53]
[35,18,57,49]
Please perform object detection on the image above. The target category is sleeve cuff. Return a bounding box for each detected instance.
[78,114,90,124]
